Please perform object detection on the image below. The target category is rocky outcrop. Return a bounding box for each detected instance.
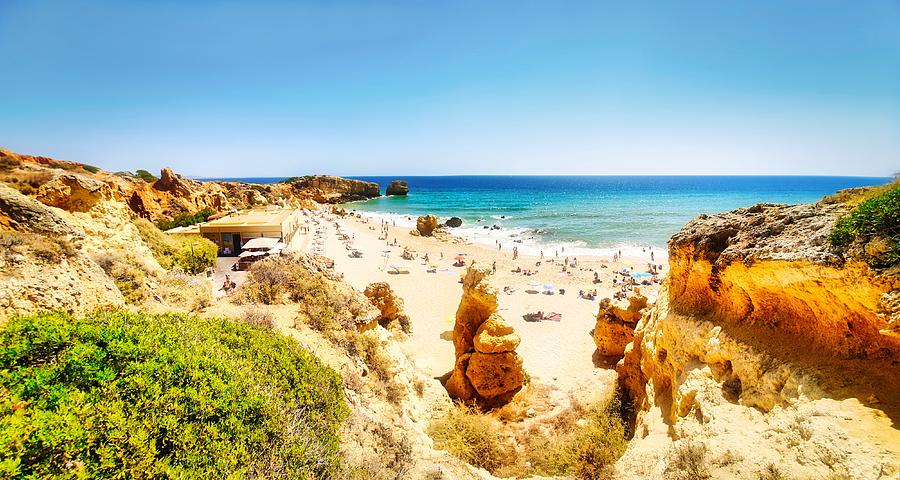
[2,148,384,221]
[152,167,195,198]
[593,293,648,356]
[36,173,115,212]
[288,176,380,203]
[415,215,440,237]
[385,180,409,196]
[614,202,900,479]
[0,185,76,235]
[445,266,524,406]
[444,216,463,228]
[364,282,411,333]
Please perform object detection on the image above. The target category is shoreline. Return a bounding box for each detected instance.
[342,207,671,262]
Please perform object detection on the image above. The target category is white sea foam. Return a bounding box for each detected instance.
[350,210,667,262]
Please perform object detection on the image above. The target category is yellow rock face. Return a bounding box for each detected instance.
[466,351,525,400]
[446,265,525,406]
[473,314,521,354]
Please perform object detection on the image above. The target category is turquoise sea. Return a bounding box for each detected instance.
[203,176,890,257]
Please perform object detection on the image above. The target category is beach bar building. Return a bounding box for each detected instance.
[197,208,303,255]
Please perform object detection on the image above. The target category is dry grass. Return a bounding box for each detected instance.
[240,307,275,329]
[0,231,76,264]
[93,252,212,310]
[430,395,628,479]
[666,441,710,480]
[428,404,514,474]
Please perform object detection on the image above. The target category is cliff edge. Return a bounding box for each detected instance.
[615,200,900,479]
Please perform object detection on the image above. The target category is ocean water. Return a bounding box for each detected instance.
[201,176,889,257]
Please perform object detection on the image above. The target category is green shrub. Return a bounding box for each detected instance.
[0,311,348,479]
[829,183,900,268]
[81,164,100,174]
[135,169,157,183]
[156,208,215,231]
[133,218,217,274]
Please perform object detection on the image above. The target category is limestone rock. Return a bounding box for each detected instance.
[593,294,649,356]
[416,215,440,237]
[614,200,900,479]
[466,351,525,400]
[153,167,194,198]
[444,353,475,401]
[474,314,520,354]
[364,281,410,332]
[36,173,114,212]
[0,185,75,235]
[385,180,409,196]
[288,175,380,203]
[446,265,525,406]
[444,217,463,228]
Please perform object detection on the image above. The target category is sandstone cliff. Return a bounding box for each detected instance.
[1,148,382,222]
[615,202,900,479]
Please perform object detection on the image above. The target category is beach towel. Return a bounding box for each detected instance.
[544,312,562,322]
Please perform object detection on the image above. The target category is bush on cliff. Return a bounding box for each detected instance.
[829,183,900,269]
[155,208,215,231]
[0,311,348,479]
[134,218,217,274]
[134,169,157,182]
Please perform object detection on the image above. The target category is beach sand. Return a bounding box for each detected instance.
[289,211,665,394]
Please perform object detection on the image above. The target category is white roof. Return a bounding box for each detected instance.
[242,237,280,250]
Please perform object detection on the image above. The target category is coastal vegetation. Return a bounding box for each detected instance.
[155,207,215,231]
[134,217,217,274]
[829,182,900,268]
[0,311,348,479]
[134,169,157,183]
[0,231,76,264]
[429,397,627,478]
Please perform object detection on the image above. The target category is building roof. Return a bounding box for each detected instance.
[165,225,201,234]
[201,209,296,229]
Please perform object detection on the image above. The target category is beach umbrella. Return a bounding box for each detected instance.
[454,255,465,261]
[527,280,540,287]
[543,283,555,291]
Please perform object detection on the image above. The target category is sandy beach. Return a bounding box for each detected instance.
[289,210,665,393]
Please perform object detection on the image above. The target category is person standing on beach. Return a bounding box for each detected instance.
[651,251,655,262]
[540,250,544,259]
[513,246,518,260]
[498,243,502,251]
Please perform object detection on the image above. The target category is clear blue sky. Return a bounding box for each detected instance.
[1,1,898,177]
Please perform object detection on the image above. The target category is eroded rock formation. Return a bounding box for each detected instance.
[592,293,648,356]
[415,215,440,237]
[0,148,381,222]
[385,180,409,196]
[614,201,900,479]
[364,282,411,333]
[445,266,524,406]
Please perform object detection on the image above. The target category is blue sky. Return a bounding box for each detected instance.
[0,1,898,177]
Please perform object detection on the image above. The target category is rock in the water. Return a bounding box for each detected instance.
[416,215,440,237]
[444,217,463,228]
[386,180,409,196]
[446,265,525,406]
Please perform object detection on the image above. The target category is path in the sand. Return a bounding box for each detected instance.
[307,212,663,393]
